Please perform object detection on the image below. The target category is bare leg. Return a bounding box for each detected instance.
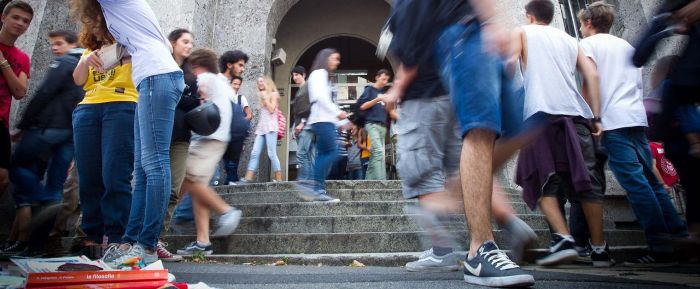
[463,129,496,258]
[185,180,232,214]
[581,201,605,246]
[491,184,515,225]
[539,196,570,235]
[15,207,31,241]
[192,197,211,244]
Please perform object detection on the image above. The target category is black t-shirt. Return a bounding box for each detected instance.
[357,85,389,125]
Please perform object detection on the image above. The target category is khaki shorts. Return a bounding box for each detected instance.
[185,139,227,184]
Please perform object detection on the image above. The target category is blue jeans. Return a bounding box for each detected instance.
[436,22,510,138]
[312,122,337,191]
[247,132,281,172]
[172,193,194,222]
[602,127,688,251]
[296,129,314,181]
[10,128,74,207]
[347,168,363,180]
[123,71,184,250]
[73,103,135,243]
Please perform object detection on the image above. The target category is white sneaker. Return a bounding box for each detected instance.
[213,208,242,236]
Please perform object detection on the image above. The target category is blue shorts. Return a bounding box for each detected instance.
[436,22,523,139]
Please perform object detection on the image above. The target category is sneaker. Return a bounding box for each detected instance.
[176,241,213,255]
[239,178,252,184]
[623,250,677,267]
[536,234,578,266]
[227,181,238,186]
[463,241,535,287]
[156,241,183,262]
[590,243,615,268]
[1,241,27,255]
[0,240,15,251]
[575,245,592,264]
[297,186,340,203]
[504,217,538,264]
[316,191,340,203]
[212,208,242,236]
[406,248,460,272]
[110,243,157,268]
[102,243,130,268]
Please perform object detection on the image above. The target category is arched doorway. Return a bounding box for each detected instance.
[286,36,393,180]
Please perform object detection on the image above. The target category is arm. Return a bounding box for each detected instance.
[259,92,278,113]
[309,71,343,119]
[383,64,418,111]
[0,53,28,100]
[73,50,103,86]
[470,0,509,56]
[360,94,385,110]
[507,27,526,75]
[244,106,253,120]
[23,59,72,119]
[388,109,399,121]
[576,47,602,135]
[651,158,673,192]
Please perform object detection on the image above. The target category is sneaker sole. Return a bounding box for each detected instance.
[592,260,615,267]
[464,274,535,287]
[176,250,213,256]
[160,256,184,262]
[536,249,578,266]
[406,265,460,272]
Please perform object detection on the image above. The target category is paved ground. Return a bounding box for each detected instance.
[165,262,699,289]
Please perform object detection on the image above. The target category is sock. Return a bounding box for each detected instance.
[196,241,211,247]
[433,246,453,257]
[590,241,607,254]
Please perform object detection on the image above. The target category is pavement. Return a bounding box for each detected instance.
[164,262,699,289]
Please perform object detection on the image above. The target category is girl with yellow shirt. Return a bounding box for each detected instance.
[70,5,137,260]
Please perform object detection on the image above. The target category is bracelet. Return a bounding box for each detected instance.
[0,60,8,69]
[592,117,602,123]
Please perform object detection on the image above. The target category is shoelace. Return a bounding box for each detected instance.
[481,249,519,270]
[157,242,174,256]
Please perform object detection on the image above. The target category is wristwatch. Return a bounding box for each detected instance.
[592,117,602,123]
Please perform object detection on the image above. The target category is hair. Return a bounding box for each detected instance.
[577,1,615,34]
[525,0,555,24]
[188,48,219,73]
[48,30,78,44]
[2,0,33,17]
[310,48,339,72]
[231,75,243,84]
[218,50,249,73]
[257,75,278,93]
[375,68,391,78]
[70,0,114,50]
[168,28,192,43]
[292,65,307,76]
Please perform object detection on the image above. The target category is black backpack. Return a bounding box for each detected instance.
[352,86,373,127]
[293,83,311,123]
[230,94,250,139]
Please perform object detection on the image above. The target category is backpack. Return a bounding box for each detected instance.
[352,86,372,127]
[292,83,311,122]
[276,107,286,140]
[230,94,251,139]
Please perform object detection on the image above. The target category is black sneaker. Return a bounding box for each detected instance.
[1,241,27,255]
[0,240,15,252]
[463,241,535,287]
[624,250,677,267]
[590,243,615,267]
[536,234,578,266]
[575,245,592,264]
[176,241,213,256]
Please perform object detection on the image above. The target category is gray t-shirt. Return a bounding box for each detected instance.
[98,0,180,86]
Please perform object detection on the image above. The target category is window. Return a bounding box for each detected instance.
[559,0,590,39]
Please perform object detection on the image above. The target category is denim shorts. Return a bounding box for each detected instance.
[436,22,519,138]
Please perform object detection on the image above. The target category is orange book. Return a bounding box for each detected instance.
[25,270,168,288]
[26,280,168,289]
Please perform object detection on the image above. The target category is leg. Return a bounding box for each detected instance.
[244,134,266,180]
[163,141,189,235]
[296,130,314,181]
[311,123,338,191]
[49,164,80,238]
[366,123,387,180]
[539,195,570,236]
[43,131,75,203]
[462,129,497,256]
[264,132,282,180]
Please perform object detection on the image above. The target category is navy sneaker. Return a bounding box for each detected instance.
[536,234,578,266]
[590,243,615,268]
[463,241,535,287]
[176,241,213,256]
[575,245,592,264]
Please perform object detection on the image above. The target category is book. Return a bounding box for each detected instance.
[26,280,168,289]
[98,43,129,71]
[11,256,110,276]
[25,270,169,288]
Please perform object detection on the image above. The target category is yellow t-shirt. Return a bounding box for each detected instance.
[79,49,138,104]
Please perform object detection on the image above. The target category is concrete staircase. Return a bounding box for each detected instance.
[162,180,647,265]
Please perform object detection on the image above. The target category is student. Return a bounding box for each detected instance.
[95,0,185,265]
[511,0,612,267]
[328,127,351,180]
[69,0,137,262]
[357,69,391,180]
[297,48,346,202]
[240,76,283,182]
[9,29,82,257]
[291,66,315,182]
[222,75,251,185]
[159,28,198,262]
[384,0,535,286]
[0,0,32,255]
[176,48,241,256]
[579,2,688,266]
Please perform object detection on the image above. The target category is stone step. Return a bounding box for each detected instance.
[219,180,402,194]
[162,229,646,255]
[165,213,618,235]
[233,201,545,217]
[177,245,649,267]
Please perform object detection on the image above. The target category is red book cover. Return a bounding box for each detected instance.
[26,280,168,289]
[26,270,168,288]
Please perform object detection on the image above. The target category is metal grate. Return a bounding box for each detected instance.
[559,0,590,39]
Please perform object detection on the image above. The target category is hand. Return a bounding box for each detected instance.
[84,50,105,73]
[675,0,700,26]
[295,123,304,134]
[592,122,604,139]
[481,22,510,57]
[383,89,401,112]
[338,111,348,120]
[376,94,385,102]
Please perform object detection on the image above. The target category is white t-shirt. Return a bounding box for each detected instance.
[307,69,342,126]
[580,34,647,131]
[521,25,593,120]
[98,0,181,86]
[230,93,249,109]
[192,72,232,142]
